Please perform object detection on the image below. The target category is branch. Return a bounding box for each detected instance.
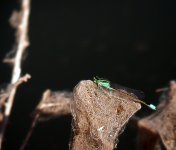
[0,0,31,149]
[20,90,72,150]
[4,0,30,84]
[0,74,31,149]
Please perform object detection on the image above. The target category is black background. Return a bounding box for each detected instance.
[0,0,176,149]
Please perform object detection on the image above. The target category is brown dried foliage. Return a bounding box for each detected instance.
[138,81,176,150]
[36,89,72,121]
[70,80,141,150]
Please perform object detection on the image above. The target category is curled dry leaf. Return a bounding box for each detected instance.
[35,89,72,121]
[138,81,176,150]
[70,80,141,150]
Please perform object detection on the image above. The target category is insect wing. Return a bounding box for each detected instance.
[112,83,145,100]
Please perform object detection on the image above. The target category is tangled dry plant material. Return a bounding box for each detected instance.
[36,89,72,120]
[23,80,142,150]
[0,74,31,124]
[0,0,31,149]
[70,80,141,150]
[20,90,72,150]
[24,79,176,150]
[138,81,176,150]
[0,74,31,149]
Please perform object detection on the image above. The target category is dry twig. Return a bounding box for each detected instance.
[20,89,72,150]
[0,0,31,149]
[0,74,31,149]
[4,0,30,84]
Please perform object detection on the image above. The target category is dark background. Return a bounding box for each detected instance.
[0,0,176,149]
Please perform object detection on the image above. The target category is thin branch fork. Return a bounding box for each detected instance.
[0,74,31,148]
[3,0,31,84]
[0,0,31,149]
[11,0,30,84]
